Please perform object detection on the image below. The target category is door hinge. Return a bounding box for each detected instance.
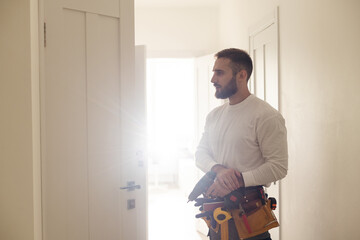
[44,22,47,47]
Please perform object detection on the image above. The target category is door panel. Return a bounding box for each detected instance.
[42,0,139,239]
[86,13,122,240]
[43,8,89,240]
[253,24,279,109]
[254,46,265,100]
[264,41,278,109]
[63,0,120,17]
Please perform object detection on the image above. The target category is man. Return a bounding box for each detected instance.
[195,48,288,240]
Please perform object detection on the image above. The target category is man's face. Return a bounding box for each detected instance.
[211,58,238,99]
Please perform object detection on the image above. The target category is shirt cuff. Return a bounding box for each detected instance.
[205,161,219,173]
[241,171,256,187]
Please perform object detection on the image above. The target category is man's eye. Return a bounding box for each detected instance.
[215,71,223,76]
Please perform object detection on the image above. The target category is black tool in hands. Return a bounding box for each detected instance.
[188,171,216,202]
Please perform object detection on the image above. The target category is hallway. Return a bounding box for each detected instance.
[148,185,208,240]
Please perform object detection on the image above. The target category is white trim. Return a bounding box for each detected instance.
[38,0,45,239]
[30,0,44,239]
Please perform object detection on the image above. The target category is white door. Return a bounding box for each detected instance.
[194,54,222,145]
[194,54,223,235]
[41,0,145,239]
[133,45,148,240]
[249,8,280,240]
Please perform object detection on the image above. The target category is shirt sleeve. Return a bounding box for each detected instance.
[195,115,218,173]
[241,114,288,187]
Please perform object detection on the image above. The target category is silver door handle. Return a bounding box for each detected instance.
[120,181,141,191]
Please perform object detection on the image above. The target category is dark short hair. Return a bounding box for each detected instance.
[215,48,253,81]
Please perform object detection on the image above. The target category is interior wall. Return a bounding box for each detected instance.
[135,6,219,57]
[218,0,360,239]
[0,0,40,239]
[218,0,279,49]
[279,0,360,239]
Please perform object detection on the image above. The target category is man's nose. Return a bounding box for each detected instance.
[211,75,216,83]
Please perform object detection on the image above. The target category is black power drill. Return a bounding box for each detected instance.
[188,171,216,202]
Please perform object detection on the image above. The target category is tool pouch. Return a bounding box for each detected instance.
[231,200,279,240]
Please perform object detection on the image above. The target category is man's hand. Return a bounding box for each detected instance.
[205,165,244,198]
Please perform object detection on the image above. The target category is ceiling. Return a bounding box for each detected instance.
[135,0,220,8]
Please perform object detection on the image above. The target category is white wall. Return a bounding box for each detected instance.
[217,0,360,239]
[218,0,279,49]
[0,0,41,239]
[279,0,360,239]
[135,6,219,57]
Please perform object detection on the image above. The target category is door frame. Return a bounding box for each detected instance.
[248,6,282,240]
[38,0,45,239]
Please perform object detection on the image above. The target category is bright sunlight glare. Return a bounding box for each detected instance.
[146,58,195,185]
[146,58,208,240]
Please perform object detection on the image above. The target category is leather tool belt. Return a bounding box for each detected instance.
[194,186,279,240]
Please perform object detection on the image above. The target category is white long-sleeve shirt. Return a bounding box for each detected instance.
[195,94,288,187]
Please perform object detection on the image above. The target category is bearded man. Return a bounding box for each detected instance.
[195,48,288,240]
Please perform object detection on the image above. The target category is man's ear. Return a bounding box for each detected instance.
[236,70,247,82]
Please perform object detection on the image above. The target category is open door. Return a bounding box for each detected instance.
[132,45,148,240]
[249,7,281,240]
[41,0,146,239]
[194,54,223,235]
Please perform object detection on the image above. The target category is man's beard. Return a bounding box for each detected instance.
[214,76,238,99]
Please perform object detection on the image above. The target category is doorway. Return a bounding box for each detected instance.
[146,58,207,240]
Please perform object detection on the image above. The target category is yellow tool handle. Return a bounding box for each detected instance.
[213,207,232,224]
[220,221,229,240]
